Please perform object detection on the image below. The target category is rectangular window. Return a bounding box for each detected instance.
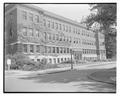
[22,11,27,20]
[47,47,51,53]
[29,13,33,21]
[69,26,71,32]
[43,19,46,26]
[35,15,39,23]
[30,45,34,53]
[36,45,40,53]
[23,44,27,53]
[52,22,54,29]
[67,48,69,53]
[57,47,59,53]
[59,24,61,30]
[22,27,27,36]
[60,47,63,53]
[35,29,39,37]
[56,23,58,29]
[63,25,65,31]
[29,28,33,36]
[48,21,50,28]
[66,26,68,32]
[73,28,75,33]
[53,47,55,53]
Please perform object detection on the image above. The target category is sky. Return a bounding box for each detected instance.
[34,4,91,22]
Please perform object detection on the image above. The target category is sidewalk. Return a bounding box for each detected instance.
[5,61,116,77]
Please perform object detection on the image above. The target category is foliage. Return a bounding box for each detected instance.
[83,4,116,59]
[5,53,59,71]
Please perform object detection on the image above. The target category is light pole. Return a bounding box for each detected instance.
[70,49,73,70]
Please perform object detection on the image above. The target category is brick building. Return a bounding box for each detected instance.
[5,4,106,64]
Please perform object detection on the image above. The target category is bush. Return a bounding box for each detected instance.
[44,64,59,69]
[61,60,74,64]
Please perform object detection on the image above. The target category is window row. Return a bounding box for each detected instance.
[43,19,95,38]
[22,27,81,44]
[22,27,40,37]
[47,33,81,44]
[23,44,72,54]
[82,40,95,46]
[83,49,97,54]
[100,50,106,54]
[22,11,39,23]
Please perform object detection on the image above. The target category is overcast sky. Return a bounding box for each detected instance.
[33,4,91,22]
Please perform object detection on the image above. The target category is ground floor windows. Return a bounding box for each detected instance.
[36,45,40,53]
[23,44,27,53]
[30,45,34,53]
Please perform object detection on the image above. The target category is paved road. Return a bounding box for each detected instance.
[5,62,116,92]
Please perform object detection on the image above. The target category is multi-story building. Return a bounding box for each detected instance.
[5,4,106,64]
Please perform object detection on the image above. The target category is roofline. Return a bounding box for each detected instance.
[5,4,95,32]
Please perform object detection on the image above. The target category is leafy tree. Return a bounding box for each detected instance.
[83,4,116,59]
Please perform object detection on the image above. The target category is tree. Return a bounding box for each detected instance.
[83,4,116,59]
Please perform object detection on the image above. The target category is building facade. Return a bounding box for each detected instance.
[5,4,106,64]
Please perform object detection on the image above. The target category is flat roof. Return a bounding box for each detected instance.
[5,4,95,31]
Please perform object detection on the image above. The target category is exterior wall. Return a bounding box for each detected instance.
[5,5,18,54]
[5,4,106,64]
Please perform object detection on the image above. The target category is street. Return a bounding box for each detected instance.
[5,62,116,92]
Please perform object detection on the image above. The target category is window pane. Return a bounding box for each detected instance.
[22,11,27,20]
[36,29,39,37]
[29,13,33,21]
[23,44,27,52]
[30,45,34,53]
[29,28,33,36]
[22,27,27,36]
[36,45,40,53]
[35,15,39,23]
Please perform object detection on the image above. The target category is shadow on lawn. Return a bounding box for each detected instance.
[74,81,116,92]
[19,68,116,92]
[19,69,109,83]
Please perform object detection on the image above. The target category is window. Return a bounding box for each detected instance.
[52,22,54,29]
[53,47,55,53]
[43,19,46,26]
[60,47,63,53]
[67,48,69,53]
[66,26,68,32]
[36,45,40,53]
[57,58,60,63]
[56,23,58,29]
[48,33,51,40]
[47,47,51,53]
[69,26,71,32]
[37,59,40,62]
[22,11,27,20]
[23,44,27,53]
[63,25,65,31]
[53,34,55,40]
[56,34,59,40]
[35,15,39,23]
[57,47,59,53]
[29,28,33,36]
[64,48,66,53]
[59,24,61,30]
[22,27,27,36]
[30,45,34,53]
[48,20,50,28]
[73,28,75,33]
[29,13,33,21]
[35,29,39,37]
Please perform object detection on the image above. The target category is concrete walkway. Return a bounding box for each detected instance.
[5,61,116,77]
